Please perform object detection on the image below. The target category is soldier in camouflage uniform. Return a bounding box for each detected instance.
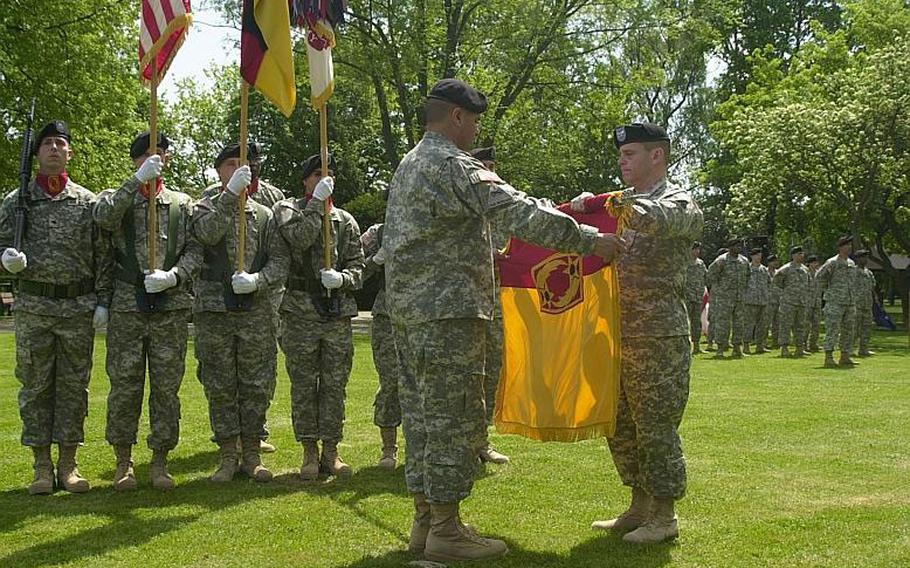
[0,121,112,494]
[742,248,771,354]
[361,222,401,470]
[274,153,364,480]
[773,246,810,358]
[684,242,706,354]
[576,124,703,545]
[385,80,621,562]
[705,247,726,351]
[816,236,858,368]
[706,239,749,358]
[764,255,782,349]
[804,255,823,352]
[853,250,876,357]
[202,142,286,454]
[192,151,290,483]
[94,132,202,491]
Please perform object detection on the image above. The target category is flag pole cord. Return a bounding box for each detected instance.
[237,80,250,272]
[320,103,332,270]
[148,58,159,271]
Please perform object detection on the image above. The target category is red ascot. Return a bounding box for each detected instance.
[37,172,69,197]
[140,178,164,199]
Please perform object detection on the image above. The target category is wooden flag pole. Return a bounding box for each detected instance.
[148,58,159,271]
[237,80,250,272]
[319,103,332,269]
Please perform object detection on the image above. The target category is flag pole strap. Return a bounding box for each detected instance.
[148,58,159,272]
[319,103,332,270]
[237,80,250,273]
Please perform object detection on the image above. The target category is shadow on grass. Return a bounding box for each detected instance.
[336,531,675,568]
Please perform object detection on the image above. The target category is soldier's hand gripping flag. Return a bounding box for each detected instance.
[139,0,192,85]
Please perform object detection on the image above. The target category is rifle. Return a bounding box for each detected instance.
[13,98,36,251]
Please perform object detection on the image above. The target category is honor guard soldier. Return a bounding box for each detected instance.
[1,120,113,494]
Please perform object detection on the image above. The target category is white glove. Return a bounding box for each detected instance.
[135,155,163,184]
[570,192,594,212]
[93,306,109,328]
[1,248,27,274]
[312,177,334,201]
[372,247,386,266]
[144,268,178,293]
[231,271,260,294]
[320,268,344,290]
[226,165,252,195]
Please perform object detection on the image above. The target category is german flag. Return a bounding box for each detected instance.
[494,198,622,442]
[241,0,296,117]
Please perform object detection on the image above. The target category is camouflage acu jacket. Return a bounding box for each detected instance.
[744,264,771,305]
[707,252,749,302]
[201,179,286,209]
[685,258,707,303]
[773,261,810,307]
[817,255,856,306]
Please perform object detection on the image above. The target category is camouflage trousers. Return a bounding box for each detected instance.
[195,310,277,443]
[804,306,821,349]
[687,301,702,346]
[15,311,94,447]
[282,317,353,443]
[394,318,486,504]
[371,314,401,429]
[854,303,874,353]
[484,316,504,424]
[823,302,856,354]
[105,309,189,451]
[777,303,806,349]
[710,298,743,350]
[743,304,767,346]
[608,335,690,499]
[763,300,780,347]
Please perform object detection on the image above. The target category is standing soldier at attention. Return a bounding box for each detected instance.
[274,153,364,481]
[804,255,823,352]
[192,151,289,483]
[360,222,401,469]
[773,246,810,358]
[0,120,112,494]
[763,254,782,349]
[853,249,876,357]
[202,142,286,454]
[94,132,201,491]
[706,239,749,359]
[704,246,727,351]
[742,248,771,354]
[816,236,858,368]
[685,242,707,354]
[385,79,623,562]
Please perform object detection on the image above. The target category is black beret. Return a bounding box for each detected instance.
[767,254,779,262]
[749,247,763,256]
[837,235,853,247]
[427,79,488,114]
[692,241,702,250]
[806,255,819,263]
[214,141,262,169]
[301,152,337,179]
[130,131,171,160]
[790,245,803,255]
[726,237,742,247]
[471,146,495,162]
[613,123,670,148]
[717,248,728,256]
[33,120,71,154]
[855,249,870,258]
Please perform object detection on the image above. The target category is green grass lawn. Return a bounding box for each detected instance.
[0,326,908,568]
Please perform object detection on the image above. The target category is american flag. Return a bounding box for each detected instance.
[139,0,193,85]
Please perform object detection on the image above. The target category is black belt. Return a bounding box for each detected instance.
[18,278,94,299]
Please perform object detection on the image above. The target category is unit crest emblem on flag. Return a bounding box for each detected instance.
[532,253,584,315]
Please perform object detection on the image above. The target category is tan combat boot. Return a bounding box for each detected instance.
[780,345,791,358]
[838,352,857,367]
[731,345,744,359]
[260,439,277,453]
[321,441,352,478]
[240,436,273,482]
[623,497,679,544]
[29,446,54,495]
[755,341,769,354]
[57,445,90,493]
[742,344,751,355]
[113,445,137,492]
[824,351,838,368]
[424,502,508,562]
[408,492,432,553]
[300,441,320,481]
[478,443,510,465]
[378,428,398,470]
[211,437,239,483]
[794,346,808,358]
[150,450,175,490]
[592,487,651,533]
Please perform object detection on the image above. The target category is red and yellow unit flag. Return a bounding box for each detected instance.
[241,0,296,117]
[291,1,347,108]
[495,196,621,442]
[139,0,192,85]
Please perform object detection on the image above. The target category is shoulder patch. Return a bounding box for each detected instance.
[469,169,504,185]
